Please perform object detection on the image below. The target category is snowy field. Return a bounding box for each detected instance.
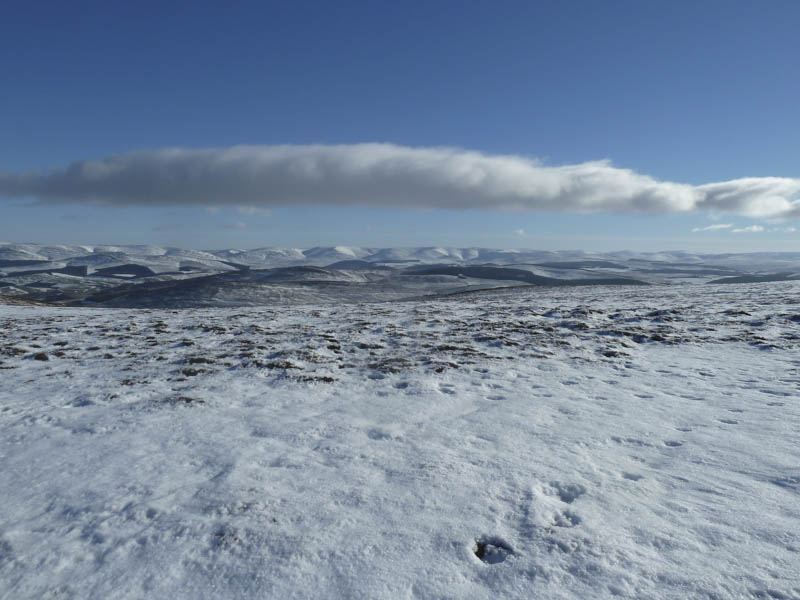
[1,282,799,599]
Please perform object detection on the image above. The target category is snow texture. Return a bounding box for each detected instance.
[1,282,799,599]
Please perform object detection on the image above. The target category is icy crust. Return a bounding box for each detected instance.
[1,282,799,599]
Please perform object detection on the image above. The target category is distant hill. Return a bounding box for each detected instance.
[1,243,799,307]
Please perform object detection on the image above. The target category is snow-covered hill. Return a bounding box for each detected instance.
[3,243,800,307]
[1,282,799,599]
[4,242,800,271]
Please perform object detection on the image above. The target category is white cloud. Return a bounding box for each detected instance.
[731,225,765,233]
[691,223,733,232]
[1,144,799,217]
[697,178,800,218]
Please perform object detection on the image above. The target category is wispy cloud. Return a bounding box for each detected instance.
[691,223,733,232]
[731,225,765,233]
[236,205,272,217]
[1,144,799,217]
[221,221,247,230]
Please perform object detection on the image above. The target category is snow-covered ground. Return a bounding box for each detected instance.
[1,282,799,599]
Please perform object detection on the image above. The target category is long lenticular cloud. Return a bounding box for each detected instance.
[1,144,799,217]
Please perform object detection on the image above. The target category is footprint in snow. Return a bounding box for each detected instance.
[718,418,739,425]
[473,536,514,564]
[664,440,684,447]
[623,472,643,481]
[367,428,400,441]
[547,482,586,504]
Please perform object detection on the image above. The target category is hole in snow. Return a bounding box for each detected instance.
[474,537,513,564]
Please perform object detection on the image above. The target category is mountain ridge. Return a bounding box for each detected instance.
[2,243,800,308]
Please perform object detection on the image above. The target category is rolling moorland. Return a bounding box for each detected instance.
[1,244,799,598]
[3,243,800,307]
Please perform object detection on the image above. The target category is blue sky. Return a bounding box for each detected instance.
[1,0,799,251]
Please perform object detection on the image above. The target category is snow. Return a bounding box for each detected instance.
[5,243,800,281]
[1,282,799,599]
